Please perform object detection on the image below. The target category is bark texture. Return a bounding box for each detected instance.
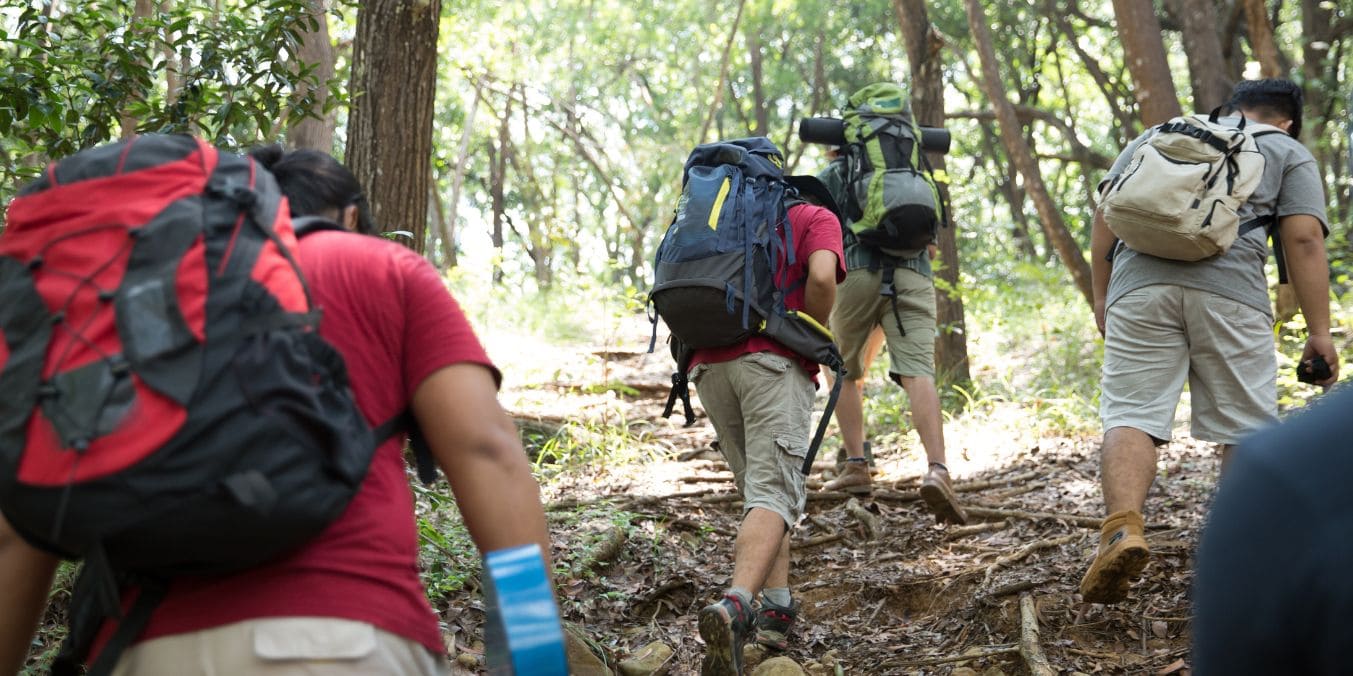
[964,0,1094,305]
[345,0,441,252]
[1110,0,1184,125]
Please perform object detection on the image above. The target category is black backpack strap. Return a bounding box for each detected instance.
[876,257,907,338]
[801,353,846,475]
[662,343,697,427]
[1241,215,1286,284]
[374,411,439,485]
[291,215,346,238]
[81,581,169,676]
[53,546,165,676]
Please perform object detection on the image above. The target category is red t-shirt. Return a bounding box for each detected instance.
[93,231,497,656]
[690,203,846,377]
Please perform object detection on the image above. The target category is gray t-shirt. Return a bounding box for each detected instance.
[1103,117,1328,316]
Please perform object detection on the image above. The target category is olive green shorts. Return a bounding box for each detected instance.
[830,267,936,381]
[690,352,814,528]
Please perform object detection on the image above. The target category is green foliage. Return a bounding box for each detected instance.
[0,0,346,205]
[956,261,1103,435]
[411,481,481,609]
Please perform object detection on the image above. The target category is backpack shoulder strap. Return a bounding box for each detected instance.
[292,215,346,238]
[374,411,439,485]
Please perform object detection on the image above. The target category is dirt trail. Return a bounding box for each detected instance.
[477,324,1209,675]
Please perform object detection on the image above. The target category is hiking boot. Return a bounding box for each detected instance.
[753,599,800,652]
[698,593,753,675]
[824,458,873,495]
[834,441,874,472]
[920,464,968,525]
[1079,509,1150,604]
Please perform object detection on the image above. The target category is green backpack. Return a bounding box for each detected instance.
[840,82,947,252]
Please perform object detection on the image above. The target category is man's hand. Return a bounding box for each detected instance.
[1301,334,1340,388]
[1094,299,1107,337]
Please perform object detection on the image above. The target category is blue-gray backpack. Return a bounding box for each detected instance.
[647,137,844,474]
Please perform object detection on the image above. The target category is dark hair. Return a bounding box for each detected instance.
[1228,78,1304,140]
[249,145,378,235]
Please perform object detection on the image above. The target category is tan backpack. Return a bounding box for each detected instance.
[1101,109,1280,261]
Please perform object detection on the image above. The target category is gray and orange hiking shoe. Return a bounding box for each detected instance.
[920,463,968,525]
[824,458,873,495]
[1080,509,1150,603]
[698,592,753,675]
[753,599,800,652]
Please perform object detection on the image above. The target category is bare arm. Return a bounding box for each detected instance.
[802,249,839,327]
[1090,207,1116,336]
[0,515,58,676]
[1278,214,1339,386]
[411,364,554,571]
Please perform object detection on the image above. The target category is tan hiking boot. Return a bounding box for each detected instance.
[1079,509,1150,604]
[824,459,872,495]
[920,464,967,525]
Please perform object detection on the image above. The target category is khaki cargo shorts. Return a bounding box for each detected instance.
[830,267,936,381]
[111,618,449,676]
[690,352,815,528]
[1100,285,1277,445]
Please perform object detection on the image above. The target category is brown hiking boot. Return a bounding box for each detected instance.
[824,459,872,495]
[920,464,967,525]
[1080,509,1150,604]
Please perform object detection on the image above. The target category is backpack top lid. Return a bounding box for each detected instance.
[683,136,787,184]
[845,82,914,120]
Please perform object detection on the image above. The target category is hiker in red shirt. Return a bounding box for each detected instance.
[0,146,553,675]
[688,183,846,674]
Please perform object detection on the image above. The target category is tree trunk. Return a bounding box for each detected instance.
[893,0,971,385]
[289,0,336,151]
[694,0,747,146]
[1110,0,1183,125]
[345,0,441,253]
[438,79,484,270]
[1166,0,1233,112]
[746,20,768,137]
[489,102,510,284]
[964,0,1094,306]
[1243,0,1285,77]
[120,0,155,139]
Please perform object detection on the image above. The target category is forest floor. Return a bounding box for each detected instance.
[452,318,1213,676]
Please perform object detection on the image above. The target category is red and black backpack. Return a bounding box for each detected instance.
[0,134,422,674]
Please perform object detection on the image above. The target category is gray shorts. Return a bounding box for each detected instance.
[690,352,814,528]
[1100,285,1277,445]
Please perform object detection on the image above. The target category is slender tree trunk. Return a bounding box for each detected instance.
[289,0,336,151]
[439,79,484,270]
[1243,0,1285,77]
[746,20,768,137]
[489,104,510,284]
[894,0,971,385]
[1166,0,1233,112]
[964,0,1094,305]
[1047,4,1138,140]
[1111,0,1184,125]
[345,0,441,252]
[694,0,747,145]
[160,0,179,104]
[120,0,155,139]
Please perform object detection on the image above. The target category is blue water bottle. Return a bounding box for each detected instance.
[482,544,568,675]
